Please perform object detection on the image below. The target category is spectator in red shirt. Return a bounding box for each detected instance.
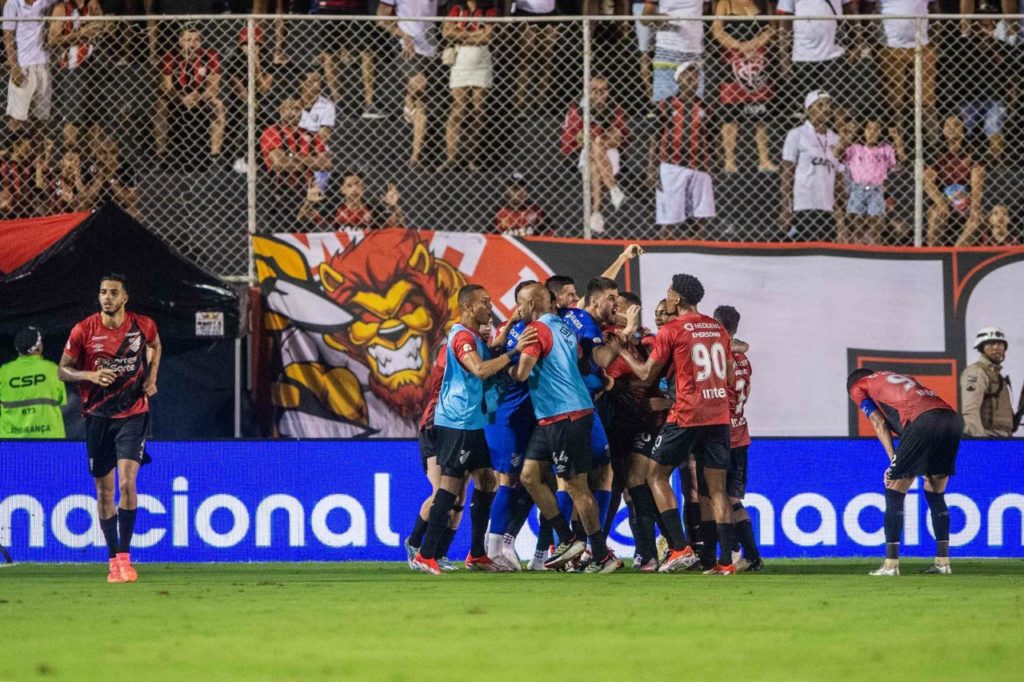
[560,75,628,236]
[259,97,332,232]
[0,135,38,218]
[153,24,226,161]
[334,173,405,229]
[494,173,544,236]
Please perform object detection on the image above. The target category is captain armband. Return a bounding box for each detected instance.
[860,398,878,418]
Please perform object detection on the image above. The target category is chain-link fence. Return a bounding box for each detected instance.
[2,12,1023,279]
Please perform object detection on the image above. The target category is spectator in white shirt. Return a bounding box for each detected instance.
[298,65,336,192]
[781,90,840,241]
[3,0,60,133]
[378,0,440,168]
[775,0,857,114]
[862,0,938,135]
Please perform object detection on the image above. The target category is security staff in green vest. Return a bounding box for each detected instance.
[0,327,67,438]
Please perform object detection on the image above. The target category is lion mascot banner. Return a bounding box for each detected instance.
[254,229,554,438]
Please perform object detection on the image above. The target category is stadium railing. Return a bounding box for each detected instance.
[3,14,1023,281]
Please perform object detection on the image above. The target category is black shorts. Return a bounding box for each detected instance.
[650,422,730,470]
[85,413,150,478]
[889,409,962,479]
[727,445,748,499]
[418,425,438,472]
[630,424,660,458]
[525,413,593,479]
[435,425,491,478]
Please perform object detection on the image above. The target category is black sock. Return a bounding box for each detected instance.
[736,519,760,561]
[117,508,137,554]
[505,486,535,538]
[437,526,457,559]
[884,489,906,560]
[717,522,736,566]
[409,515,428,548]
[421,489,457,560]
[536,516,554,550]
[700,520,718,568]
[627,485,658,562]
[684,502,702,550]
[100,514,119,559]
[658,509,686,551]
[547,513,573,545]
[924,490,950,558]
[572,519,588,544]
[602,489,622,539]
[469,488,495,558]
[589,532,609,561]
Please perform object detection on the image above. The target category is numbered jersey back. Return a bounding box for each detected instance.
[848,370,953,428]
[652,312,732,428]
[729,350,752,448]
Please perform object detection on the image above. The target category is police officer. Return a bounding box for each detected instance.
[0,326,67,438]
[960,327,1015,437]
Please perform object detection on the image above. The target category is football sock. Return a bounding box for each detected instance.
[736,519,760,561]
[717,522,736,566]
[627,485,658,562]
[409,515,428,548]
[603,489,622,539]
[658,509,686,551]
[489,485,514,536]
[536,516,554,550]
[100,514,119,559]
[924,490,950,558]
[589,532,609,561]
[438,526,457,559]
[571,519,588,543]
[684,502,702,551]
[421,488,457,560]
[117,508,137,554]
[700,520,718,568]
[469,489,495,558]
[506,486,535,538]
[884,489,906,560]
[556,491,574,529]
[593,490,611,539]
[547,513,573,545]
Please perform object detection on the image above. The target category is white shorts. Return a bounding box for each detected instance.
[450,45,492,90]
[6,64,51,122]
[578,147,620,177]
[632,3,653,54]
[656,163,716,225]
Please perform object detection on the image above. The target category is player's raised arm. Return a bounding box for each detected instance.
[599,243,644,281]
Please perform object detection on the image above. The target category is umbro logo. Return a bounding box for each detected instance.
[458,449,470,464]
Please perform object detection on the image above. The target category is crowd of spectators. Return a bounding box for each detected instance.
[0,0,1022,246]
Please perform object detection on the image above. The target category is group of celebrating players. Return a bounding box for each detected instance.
[55,257,961,582]
[404,244,963,577]
[405,245,764,575]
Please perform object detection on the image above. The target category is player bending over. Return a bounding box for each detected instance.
[847,369,962,576]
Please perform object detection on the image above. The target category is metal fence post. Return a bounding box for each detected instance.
[913,15,924,248]
[581,16,593,239]
[246,16,258,284]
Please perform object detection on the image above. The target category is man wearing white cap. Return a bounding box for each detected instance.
[780,89,839,241]
[651,62,715,239]
[961,327,1018,437]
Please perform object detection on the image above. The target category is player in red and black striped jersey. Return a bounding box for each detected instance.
[613,273,739,575]
[59,274,161,584]
[713,305,762,572]
[847,369,963,576]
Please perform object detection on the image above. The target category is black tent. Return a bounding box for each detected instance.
[0,203,243,438]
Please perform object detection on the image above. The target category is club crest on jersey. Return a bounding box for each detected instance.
[128,336,142,353]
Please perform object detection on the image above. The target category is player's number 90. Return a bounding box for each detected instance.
[692,342,727,382]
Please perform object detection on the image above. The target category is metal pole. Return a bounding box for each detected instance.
[912,16,924,248]
[234,337,242,438]
[581,17,593,239]
[246,17,258,284]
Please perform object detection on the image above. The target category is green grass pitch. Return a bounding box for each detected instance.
[1,560,1022,682]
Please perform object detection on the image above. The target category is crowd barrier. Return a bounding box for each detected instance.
[1,438,1020,562]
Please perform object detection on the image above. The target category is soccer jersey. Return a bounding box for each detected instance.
[521,314,593,423]
[782,122,840,212]
[728,348,751,448]
[605,329,664,430]
[435,324,489,430]
[494,320,532,419]
[418,341,447,430]
[64,312,158,419]
[558,308,605,395]
[649,312,731,428]
[848,370,952,430]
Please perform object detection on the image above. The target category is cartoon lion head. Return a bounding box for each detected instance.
[317,230,465,419]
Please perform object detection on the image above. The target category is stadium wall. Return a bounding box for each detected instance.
[1,439,1020,563]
